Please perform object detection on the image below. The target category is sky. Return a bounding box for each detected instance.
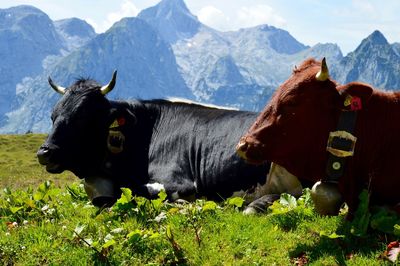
[1,0,399,55]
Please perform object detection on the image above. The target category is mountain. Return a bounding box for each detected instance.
[0,5,63,120]
[54,18,96,50]
[226,25,309,55]
[137,0,201,43]
[332,30,400,89]
[2,0,400,134]
[393,43,400,56]
[137,0,313,108]
[0,17,192,133]
[0,5,97,128]
[294,43,343,65]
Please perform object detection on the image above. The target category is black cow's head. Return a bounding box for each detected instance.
[37,71,117,178]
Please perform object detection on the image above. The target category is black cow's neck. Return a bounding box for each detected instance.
[102,100,159,188]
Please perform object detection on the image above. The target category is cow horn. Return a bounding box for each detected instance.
[315,57,329,81]
[100,70,117,95]
[48,77,66,95]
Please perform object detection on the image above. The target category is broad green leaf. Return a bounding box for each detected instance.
[113,188,134,211]
[120,187,133,203]
[38,181,51,194]
[268,200,289,214]
[91,241,100,249]
[102,239,116,249]
[10,206,23,214]
[227,197,245,208]
[279,193,297,209]
[24,199,36,208]
[151,198,163,211]
[202,201,217,211]
[33,192,44,201]
[149,232,161,239]
[298,188,313,207]
[168,207,180,214]
[158,190,167,201]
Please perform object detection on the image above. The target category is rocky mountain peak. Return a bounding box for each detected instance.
[54,18,95,38]
[354,30,389,53]
[368,30,389,45]
[137,0,201,43]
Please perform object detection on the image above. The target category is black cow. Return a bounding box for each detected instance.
[37,71,286,212]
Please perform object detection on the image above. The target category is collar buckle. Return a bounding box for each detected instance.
[326,130,357,158]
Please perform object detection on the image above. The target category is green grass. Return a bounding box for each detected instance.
[0,134,398,265]
[0,134,76,189]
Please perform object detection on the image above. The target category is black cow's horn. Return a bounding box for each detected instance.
[100,70,117,95]
[315,57,329,81]
[48,77,66,95]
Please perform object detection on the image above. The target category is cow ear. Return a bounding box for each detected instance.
[337,82,373,109]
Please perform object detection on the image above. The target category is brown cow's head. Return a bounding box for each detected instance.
[236,58,372,181]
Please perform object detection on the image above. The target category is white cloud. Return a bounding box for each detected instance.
[352,0,375,15]
[237,5,286,29]
[196,4,286,31]
[85,18,99,32]
[95,0,139,33]
[197,6,231,31]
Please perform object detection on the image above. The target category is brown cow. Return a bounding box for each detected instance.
[237,57,400,216]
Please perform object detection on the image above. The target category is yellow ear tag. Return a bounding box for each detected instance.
[108,118,126,153]
[109,119,119,129]
[344,95,352,107]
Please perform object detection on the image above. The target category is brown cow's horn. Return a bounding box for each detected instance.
[100,70,117,95]
[315,57,329,81]
[48,77,66,95]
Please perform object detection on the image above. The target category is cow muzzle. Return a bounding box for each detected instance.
[37,146,53,165]
[310,181,344,215]
[84,176,117,207]
[37,146,64,173]
[236,137,265,164]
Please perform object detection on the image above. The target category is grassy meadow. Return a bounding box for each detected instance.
[0,134,399,265]
[0,134,75,189]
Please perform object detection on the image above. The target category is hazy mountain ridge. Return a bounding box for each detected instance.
[1,17,192,133]
[0,5,62,120]
[1,0,400,133]
[54,18,96,51]
[331,31,400,89]
[0,5,96,129]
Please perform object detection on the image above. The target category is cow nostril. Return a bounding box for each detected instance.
[37,147,52,164]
